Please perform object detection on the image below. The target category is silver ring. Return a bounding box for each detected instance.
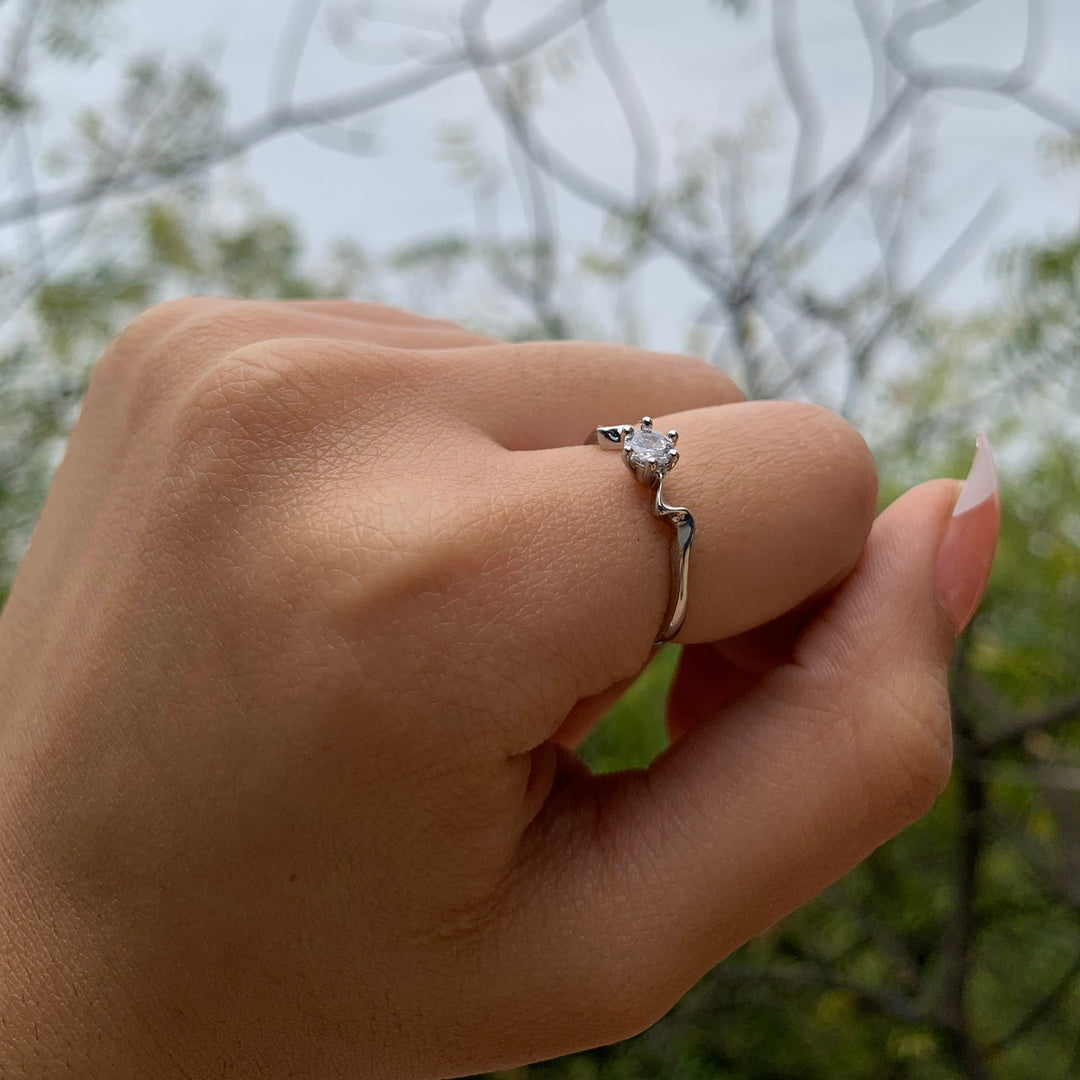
[587,416,695,646]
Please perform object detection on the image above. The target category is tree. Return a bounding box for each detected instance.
[1,1,1078,1077]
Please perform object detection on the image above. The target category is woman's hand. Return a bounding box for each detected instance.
[0,300,998,1078]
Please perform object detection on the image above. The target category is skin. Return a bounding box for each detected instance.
[0,300,971,1078]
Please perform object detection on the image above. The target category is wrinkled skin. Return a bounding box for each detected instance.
[0,301,964,1078]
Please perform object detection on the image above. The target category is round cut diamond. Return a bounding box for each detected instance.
[627,426,676,470]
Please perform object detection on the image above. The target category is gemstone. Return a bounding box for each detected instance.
[626,426,676,470]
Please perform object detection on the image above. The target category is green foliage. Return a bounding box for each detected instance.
[580,646,679,773]
[39,0,113,61]
[391,234,472,277]
[0,81,32,118]
[35,267,151,358]
[144,202,197,273]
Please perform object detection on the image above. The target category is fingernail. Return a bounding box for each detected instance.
[934,433,1001,635]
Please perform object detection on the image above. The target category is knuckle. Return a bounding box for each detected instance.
[154,337,448,556]
[93,297,219,385]
[172,337,423,444]
[151,347,315,526]
[149,302,302,388]
[169,340,330,464]
[122,296,218,343]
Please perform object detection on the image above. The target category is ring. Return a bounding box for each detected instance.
[588,417,695,645]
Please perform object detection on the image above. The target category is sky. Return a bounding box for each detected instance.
[71,0,1080,352]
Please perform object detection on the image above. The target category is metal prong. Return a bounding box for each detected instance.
[589,411,696,645]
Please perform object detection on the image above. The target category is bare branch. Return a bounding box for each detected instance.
[13,121,46,275]
[875,108,935,294]
[886,0,1050,99]
[0,0,47,166]
[0,0,607,230]
[842,184,1005,418]
[852,0,890,127]
[448,13,737,326]
[940,699,995,1080]
[885,0,1078,134]
[461,0,565,337]
[751,81,923,268]
[583,2,660,206]
[772,0,823,205]
[269,0,322,113]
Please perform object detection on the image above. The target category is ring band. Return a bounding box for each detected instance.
[587,417,695,645]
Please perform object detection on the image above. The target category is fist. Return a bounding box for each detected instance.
[0,300,971,1079]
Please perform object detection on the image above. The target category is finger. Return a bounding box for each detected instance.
[493,400,877,737]
[114,296,493,344]
[444,341,743,449]
[506,466,999,1050]
[666,643,759,742]
[276,299,499,342]
[146,299,487,356]
[666,590,844,741]
[550,675,641,749]
[96,298,489,390]
[78,302,440,506]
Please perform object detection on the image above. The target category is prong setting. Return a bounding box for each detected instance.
[619,420,680,485]
[588,413,695,645]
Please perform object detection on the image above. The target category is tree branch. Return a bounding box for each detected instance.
[986,951,1080,1057]
[772,0,823,205]
[979,695,1080,753]
[941,690,994,1080]
[0,0,606,229]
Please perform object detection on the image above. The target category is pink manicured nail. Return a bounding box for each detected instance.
[934,433,1001,635]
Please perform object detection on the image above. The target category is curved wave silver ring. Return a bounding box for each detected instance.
[588,417,695,646]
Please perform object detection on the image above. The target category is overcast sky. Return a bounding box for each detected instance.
[81,0,1080,352]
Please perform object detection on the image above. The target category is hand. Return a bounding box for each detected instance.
[0,300,998,1078]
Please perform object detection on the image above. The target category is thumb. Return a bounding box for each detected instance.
[519,440,999,1047]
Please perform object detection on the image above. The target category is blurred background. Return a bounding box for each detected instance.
[1,0,1079,1076]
